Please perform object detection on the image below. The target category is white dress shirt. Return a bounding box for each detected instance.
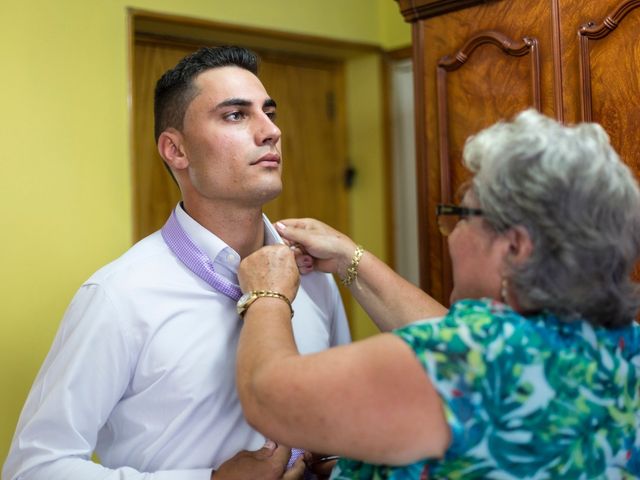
[3,205,350,480]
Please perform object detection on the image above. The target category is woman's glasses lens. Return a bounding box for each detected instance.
[437,215,459,236]
[436,204,483,236]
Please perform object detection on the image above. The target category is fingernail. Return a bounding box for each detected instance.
[264,439,277,450]
[276,222,286,230]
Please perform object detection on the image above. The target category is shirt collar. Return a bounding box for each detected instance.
[263,213,282,246]
[174,203,282,263]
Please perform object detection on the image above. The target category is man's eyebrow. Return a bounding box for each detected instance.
[213,98,277,110]
[214,98,252,110]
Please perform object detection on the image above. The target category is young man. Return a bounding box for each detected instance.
[3,46,350,480]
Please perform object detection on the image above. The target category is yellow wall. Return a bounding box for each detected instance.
[0,0,410,463]
[378,0,413,49]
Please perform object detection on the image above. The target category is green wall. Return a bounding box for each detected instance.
[0,0,410,463]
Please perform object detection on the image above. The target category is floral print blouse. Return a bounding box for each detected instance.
[330,298,640,479]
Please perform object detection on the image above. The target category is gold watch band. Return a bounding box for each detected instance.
[237,290,294,318]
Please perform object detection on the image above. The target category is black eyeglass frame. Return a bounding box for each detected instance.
[436,204,484,236]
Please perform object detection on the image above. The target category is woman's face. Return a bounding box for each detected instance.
[447,192,511,304]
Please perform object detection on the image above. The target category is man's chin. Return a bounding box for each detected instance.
[257,184,283,204]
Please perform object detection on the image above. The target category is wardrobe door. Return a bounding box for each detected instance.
[566,1,640,171]
[559,0,640,283]
[413,0,553,303]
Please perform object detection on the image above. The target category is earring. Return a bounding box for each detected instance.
[500,277,508,303]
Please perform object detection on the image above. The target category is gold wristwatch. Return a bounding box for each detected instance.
[236,290,294,318]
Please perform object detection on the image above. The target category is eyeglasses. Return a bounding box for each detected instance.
[436,204,484,236]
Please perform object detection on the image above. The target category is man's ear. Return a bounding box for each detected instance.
[158,129,188,170]
[504,225,533,266]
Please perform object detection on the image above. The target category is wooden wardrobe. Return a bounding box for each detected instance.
[395,0,640,305]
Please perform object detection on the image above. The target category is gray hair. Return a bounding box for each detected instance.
[463,109,640,328]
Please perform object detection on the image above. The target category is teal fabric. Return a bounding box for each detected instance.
[330,299,640,479]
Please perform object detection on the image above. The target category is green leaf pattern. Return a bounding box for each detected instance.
[330,299,640,479]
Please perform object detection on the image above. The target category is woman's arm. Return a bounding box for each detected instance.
[236,245,450,465]
[276,219,447,330]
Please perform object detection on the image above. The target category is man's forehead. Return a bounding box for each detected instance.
[194,66,268,99]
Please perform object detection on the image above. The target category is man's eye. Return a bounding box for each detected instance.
[265,111,277,121]
[225,112,244,121]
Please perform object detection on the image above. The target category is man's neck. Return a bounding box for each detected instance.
[181,200,265,259]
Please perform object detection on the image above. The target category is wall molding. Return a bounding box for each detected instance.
[395,0,499,22]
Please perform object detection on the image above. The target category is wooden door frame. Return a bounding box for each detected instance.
[383,46,414,273]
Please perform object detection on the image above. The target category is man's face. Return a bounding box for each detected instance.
[178,66,283,209]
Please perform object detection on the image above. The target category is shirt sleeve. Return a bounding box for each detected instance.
[2,283,211,480]
[327,276,351,347]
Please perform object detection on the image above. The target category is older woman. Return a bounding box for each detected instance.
[235,109,640,479]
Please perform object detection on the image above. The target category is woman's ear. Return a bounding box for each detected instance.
[505,225,533,265]
[158,129,188,170]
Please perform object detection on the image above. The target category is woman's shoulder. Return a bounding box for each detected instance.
[396,298,527,339]
[396,297,640,358]
[392,298,526,358]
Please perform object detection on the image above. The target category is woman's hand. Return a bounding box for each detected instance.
[304,452,338,479]
[212,441,306,480]
[238,245,300,302]
[275,219,357,279]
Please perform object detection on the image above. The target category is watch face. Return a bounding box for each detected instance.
[238,292,253,305]
[237,292,255,315]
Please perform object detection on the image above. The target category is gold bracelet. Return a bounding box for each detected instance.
[237,290,294,318]
[340,245,364,286]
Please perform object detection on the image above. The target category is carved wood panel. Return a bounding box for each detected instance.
[413,0,553,303]
[437,32,541,203]
[436,31,541,298]
[577,0,640,174]
[576,0,640,284]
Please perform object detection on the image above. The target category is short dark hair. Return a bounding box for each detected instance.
[153,46,259,142]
